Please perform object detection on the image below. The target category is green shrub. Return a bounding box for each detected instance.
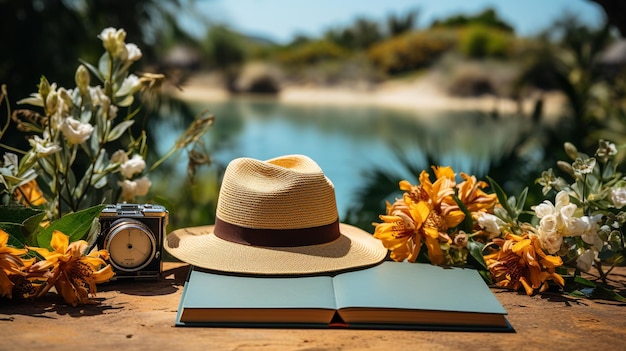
[367,29,456,75]
[276,40,349,66]
[459,25,514,59]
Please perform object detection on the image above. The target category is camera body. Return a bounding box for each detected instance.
[97,203,168,280]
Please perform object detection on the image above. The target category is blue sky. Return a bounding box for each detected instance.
[188,0,606,43]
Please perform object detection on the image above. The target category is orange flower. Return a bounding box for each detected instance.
[416,166,465,228]
[456,172,498,213]
[374,195,446,264]
[28,230,114,306]
[374,172,456,264]
[484,232,564,296]
[14,179,46,206]
[0,230,32,298]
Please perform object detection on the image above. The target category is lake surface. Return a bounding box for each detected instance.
[154,98,534,219]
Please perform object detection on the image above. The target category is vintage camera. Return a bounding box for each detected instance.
[97,203,168,280]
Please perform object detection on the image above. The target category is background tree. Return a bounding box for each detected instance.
[386,9,419,37]
[590,0,626,37]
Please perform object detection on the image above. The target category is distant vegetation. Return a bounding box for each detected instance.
[198,8,523,91]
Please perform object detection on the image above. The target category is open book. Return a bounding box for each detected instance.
[175,261,512,331]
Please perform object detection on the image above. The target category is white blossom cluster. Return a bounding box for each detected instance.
[1,27,161,218]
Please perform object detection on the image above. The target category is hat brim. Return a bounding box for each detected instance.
[164,224,387,275]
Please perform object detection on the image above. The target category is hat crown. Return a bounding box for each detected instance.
[216,155,338,229]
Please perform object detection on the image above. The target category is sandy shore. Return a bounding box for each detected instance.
[167,72,567,118]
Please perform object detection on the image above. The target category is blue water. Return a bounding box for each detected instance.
[154,98,531,218]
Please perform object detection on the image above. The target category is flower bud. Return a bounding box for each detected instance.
[564,142,579,161]
[75,65,90,94]
[38,76,51,100]
[45,91,59,116]
[556,160,574,178]
[58,88,73,112]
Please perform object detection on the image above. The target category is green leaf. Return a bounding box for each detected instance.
[487,176,515,218]
[107,120,134,142]
[22,212,47,246]
[598,248,618,260]
[563,274,626,301]
[572,275,597,287]
[602,160,615,180]
[116,94,134,107]
[477,269,493,285]
[39,156,56,178]
[467,239,488,271]
[0,223,27,248]
[36,205,106,249]
[516,187,528,213]
[0,205,44,224]
[97,53,111,79]
[79,59,105,83]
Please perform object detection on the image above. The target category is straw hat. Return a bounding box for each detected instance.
[165,154,387,275]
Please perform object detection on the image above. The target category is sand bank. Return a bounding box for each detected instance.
[167,73,567,118]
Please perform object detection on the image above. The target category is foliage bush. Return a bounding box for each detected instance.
[458,25,515,59]
[276,40,349,67]
[203,25,246,70]
[367,29,456,75]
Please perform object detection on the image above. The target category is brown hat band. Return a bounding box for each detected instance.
[214,217,342,247]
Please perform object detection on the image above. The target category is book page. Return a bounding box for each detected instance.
[332,262,508,327]
[178,268,338,324]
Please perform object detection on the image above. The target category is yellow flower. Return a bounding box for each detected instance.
[484,232,564,296]
[0,230,30,298]
[418,167,465,228]
[14,179,46,206]
[374,194,447,264]
[456,172,498,214]
[28,230,114,306]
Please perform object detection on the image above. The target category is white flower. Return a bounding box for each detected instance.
[538,212,558,233]
[99,27,126,57]
[110,150,128,164]
[537,216,563,254]
[118,180,136,201]
[118,177,151,201]
[61,117,94,144]
[2,153,19,173]
[89,86,109,106]
[580,214,604,248]
[565,213,600,237]
[134,176,151,196]
[125,43,142,61]
[576,249,596,272]
[108,105,119,119]
[477,212,504,238]
[533,190,591,238]
[609,187,626,208]
[564,218,588,237]
[119,154,146,179]
[116,74,141,97]
[28,135,61,156]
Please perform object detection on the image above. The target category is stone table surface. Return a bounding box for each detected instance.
[2,262,626,351]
